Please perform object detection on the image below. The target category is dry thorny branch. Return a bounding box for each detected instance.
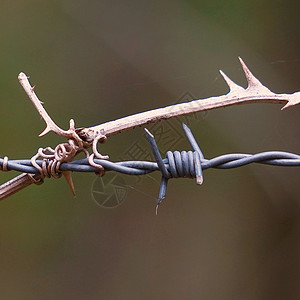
[1,57,300,201]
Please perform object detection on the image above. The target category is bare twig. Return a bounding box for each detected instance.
[18,73,87,148]
[18,73,75,138]
[0,173,42,200]
[19,57,300,144]
[77,57,300,141]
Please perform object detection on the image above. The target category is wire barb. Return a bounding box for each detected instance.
[145,123,205,213]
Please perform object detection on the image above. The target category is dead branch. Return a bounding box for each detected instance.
[77,57,300,141]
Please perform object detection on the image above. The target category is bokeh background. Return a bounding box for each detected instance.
[0,0,300,299]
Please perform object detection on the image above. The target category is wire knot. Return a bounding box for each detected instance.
[145,123,204,214]
[165,150,202,181]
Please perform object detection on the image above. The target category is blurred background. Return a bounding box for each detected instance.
[0,0,300,299]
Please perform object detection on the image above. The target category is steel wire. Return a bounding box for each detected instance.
[1,124,300,210]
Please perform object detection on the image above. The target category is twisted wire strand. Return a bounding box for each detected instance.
[2,152,300,175]
[1,124,300,211]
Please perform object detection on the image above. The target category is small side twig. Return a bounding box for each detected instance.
[0,173,42,200]
[18,73,74,138]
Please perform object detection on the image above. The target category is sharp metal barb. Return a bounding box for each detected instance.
[145,128,170,178]
[182,123,204,184]
[182,123,204,159]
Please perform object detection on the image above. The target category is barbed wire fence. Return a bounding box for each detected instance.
[1,123,300,213]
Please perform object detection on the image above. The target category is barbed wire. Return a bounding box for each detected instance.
[1,124,300,212]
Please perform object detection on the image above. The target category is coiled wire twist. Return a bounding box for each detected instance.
[145,124,205,213]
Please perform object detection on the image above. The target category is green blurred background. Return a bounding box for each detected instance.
[0,0,300,299]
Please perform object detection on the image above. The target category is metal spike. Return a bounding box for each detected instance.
[156,176,168,215]
[182,123,204,159]
[194,152,203,185]
[145,129,171,212]
[145,128,169,178]
[182,123,204,184]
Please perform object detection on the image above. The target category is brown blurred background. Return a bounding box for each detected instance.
[0,0,300,299]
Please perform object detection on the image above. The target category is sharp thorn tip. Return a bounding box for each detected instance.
[63,171,76,196]
[281,102,290,110]
[39,126,51,137]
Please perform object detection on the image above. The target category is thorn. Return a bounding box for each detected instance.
[238,57,267,89]
[281,100,297,110]
[69,119,75,130]
[31,85,36,92]
[219,70,244,93]
[281,101,291,110]
[281,91,300,110]
[39,126,51,137]
[239,57,260,86]
[155,203,159,215]
[62,171,76,196]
